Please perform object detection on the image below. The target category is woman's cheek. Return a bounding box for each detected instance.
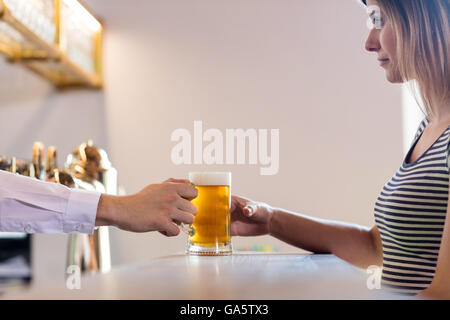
[380,23,397,58]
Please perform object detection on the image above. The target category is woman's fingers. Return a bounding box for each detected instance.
[244,204,258,217]
[231,195,258,219]
[231,197,242,214]
[231,221,268,236]
[231,195,251,212]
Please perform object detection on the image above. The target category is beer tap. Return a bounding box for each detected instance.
[32,142,45,180]
[65,140,112,274]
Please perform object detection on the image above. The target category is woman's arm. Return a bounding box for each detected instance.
[231,195,383,269]
[269,208,383,269]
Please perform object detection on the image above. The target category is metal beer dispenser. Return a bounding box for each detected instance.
[65,140,115,274]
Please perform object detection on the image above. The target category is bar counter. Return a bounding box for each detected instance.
[2,253,399,299]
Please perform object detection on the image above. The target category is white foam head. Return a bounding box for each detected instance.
[189,172,231,186]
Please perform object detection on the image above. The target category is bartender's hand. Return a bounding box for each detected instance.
[95,178,198,236]
[230,194,274,236]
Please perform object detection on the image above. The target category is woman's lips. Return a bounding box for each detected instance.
[378,59,389,66]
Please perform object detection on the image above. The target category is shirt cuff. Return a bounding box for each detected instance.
[63,188,101,234]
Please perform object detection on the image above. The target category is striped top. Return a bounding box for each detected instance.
[374,117,450,295]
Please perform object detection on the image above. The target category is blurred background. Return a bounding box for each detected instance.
[0,0,423,285]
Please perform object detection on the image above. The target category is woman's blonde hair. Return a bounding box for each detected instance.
[375,0,450,118]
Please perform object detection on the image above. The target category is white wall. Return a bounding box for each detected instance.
[402,83,427,156]
[0,0,412,284]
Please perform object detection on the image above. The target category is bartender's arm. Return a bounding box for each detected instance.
[0,171,197,236]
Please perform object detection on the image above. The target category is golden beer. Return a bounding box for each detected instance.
[187,172,232,255]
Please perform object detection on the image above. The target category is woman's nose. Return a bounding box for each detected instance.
[365,28,380,52]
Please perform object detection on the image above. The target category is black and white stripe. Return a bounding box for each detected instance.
[374,118,450,295]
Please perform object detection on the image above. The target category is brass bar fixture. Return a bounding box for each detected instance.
[1,140,114,276]
[65,140,113,274]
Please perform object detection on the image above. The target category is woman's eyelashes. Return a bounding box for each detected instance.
[368,9,385,30]
[371,15,385,29]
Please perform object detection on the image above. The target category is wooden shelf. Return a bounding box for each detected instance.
[0,0,102,89]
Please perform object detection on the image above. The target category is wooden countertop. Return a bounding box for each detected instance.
[2,253,397,299]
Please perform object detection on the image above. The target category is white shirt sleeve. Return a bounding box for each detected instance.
[0,170,101,234]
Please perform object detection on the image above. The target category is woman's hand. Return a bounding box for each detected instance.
[96,178,198,236]
[230,194,274,236]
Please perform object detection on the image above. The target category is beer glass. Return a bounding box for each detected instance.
[186,172,232,255]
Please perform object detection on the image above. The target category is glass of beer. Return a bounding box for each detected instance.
[186,172,232,255]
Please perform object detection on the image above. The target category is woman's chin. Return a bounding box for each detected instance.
[385,71,403,83]
[383,65,404,83]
